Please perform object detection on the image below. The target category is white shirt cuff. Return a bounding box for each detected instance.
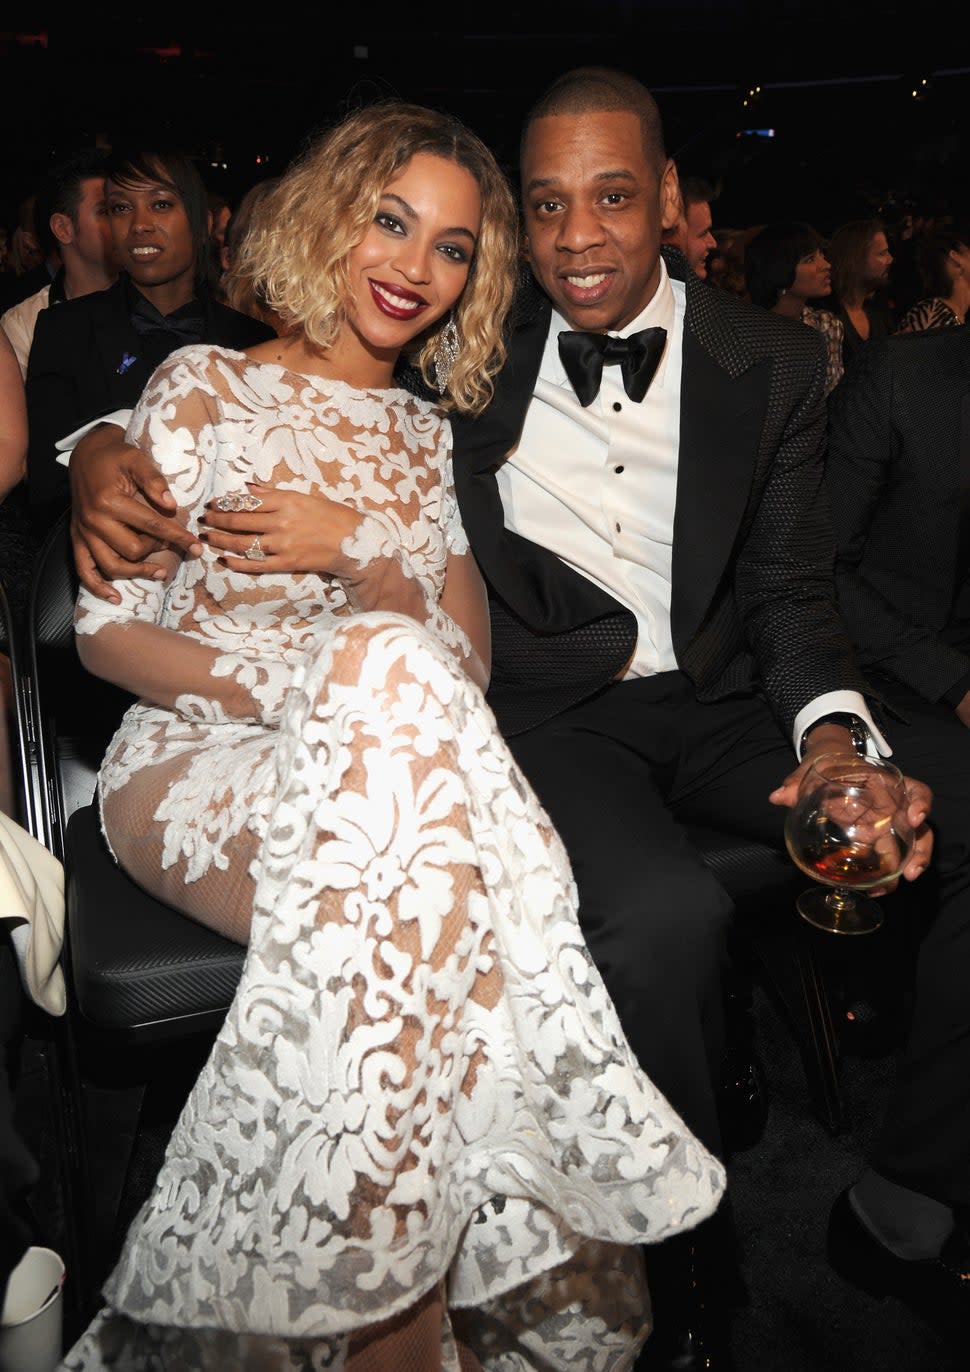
[54,410,133,467]
[792,690,891,759]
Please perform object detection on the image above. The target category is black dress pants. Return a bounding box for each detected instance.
[506,672,796,1158]
[506,669,970,1209]
[859,672,970,1212]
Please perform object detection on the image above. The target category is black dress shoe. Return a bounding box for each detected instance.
[636,1322,735,1371]
[639,1231,737,1371]
[827,1188,970,1319]
[717,1053,769,1155]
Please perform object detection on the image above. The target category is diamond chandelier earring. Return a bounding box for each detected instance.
[434,314,460,393]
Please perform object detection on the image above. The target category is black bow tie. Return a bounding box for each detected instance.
[558,326,667,407]
[130,299,206,346]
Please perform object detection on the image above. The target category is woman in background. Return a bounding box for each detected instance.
[745,220,844,394]
[894,228,970,333]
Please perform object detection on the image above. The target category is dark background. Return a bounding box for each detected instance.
[2,3,969,239]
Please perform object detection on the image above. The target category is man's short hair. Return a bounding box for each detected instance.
[34,146,110,259]
[521,66,667,174]
[678,174,719,212]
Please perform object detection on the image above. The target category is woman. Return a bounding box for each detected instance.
[744,220,844,394]
[60,103,724,1371]
[893,228,970,333]
[25,144,273,535]
[220,176,285,332]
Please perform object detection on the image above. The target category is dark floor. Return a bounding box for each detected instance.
[8,928,966,1371]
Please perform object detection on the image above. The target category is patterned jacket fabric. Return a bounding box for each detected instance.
[448,249,872,739]
[826,326,970,702]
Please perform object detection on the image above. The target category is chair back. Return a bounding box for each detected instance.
[26,512,133,858]
[23,510,245,1039]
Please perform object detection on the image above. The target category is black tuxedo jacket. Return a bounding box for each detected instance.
[826,325,970,704]
[25,277,273,533]
[449,249,870,737]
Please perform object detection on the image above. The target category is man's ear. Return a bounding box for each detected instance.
[660,160,682,234]
[49,212,74,248]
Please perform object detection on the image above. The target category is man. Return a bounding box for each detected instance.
[825,326,970,1309]
[661,172,718,279]
[828,217,894,373]
[0,147,118,378]
[62,70,951,1369]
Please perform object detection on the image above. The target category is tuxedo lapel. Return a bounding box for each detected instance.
[670,290,771,656]
[452,292,622,630]
[89,284,146,408]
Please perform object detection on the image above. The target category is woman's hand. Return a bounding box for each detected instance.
[200,483,362,575]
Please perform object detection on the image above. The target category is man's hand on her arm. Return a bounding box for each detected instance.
[70,424,202,602]
[768,723,933,892]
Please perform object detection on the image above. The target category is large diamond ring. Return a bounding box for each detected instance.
[214,489,263,512]
[243,536,266,562]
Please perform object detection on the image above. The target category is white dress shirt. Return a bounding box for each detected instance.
[497,260,886,756]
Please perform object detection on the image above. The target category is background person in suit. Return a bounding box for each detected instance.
[661,172,719,280]
[24,144,273,537]
[60,68,947,1369]
[824,327,970,1302]
[0,146,117,380]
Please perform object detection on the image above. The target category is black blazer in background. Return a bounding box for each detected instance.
[448,248,872,738]
[826,325,970,704]
[25,277,274,534]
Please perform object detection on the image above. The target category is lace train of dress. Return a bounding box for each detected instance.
[61,616,724,1370]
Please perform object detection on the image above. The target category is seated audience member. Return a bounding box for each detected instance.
[707,225,754,297]
[744,220,845,394]
[60,66,951,1369]
[828,218,894,373]
[0,146,117,378]
[57,99,724,1372]
[220,177,284,333]
[661,172,718,279]
[893,228,970,333]
[825,324,970,1301]
[24,145,274,536]
[0,193,48,314]
[205,185,232,298]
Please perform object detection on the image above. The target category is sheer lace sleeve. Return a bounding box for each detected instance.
[74,349,291,725]
[336,430,487,685]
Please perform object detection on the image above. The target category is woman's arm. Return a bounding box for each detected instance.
[0,331,27,501]
[74,353,290,726]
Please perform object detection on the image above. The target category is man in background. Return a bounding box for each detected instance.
[662,172,719,279]
[1,147,117,378]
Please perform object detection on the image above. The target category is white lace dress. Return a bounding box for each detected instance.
[60,345,725,1371]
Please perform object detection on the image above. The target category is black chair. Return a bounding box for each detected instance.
[19,512,246,1333]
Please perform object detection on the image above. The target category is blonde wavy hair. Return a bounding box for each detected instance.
[226,102,518,415]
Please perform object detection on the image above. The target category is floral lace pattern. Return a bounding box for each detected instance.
[61,347,725,1370]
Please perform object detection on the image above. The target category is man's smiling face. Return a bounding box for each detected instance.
[521,109,680,333]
